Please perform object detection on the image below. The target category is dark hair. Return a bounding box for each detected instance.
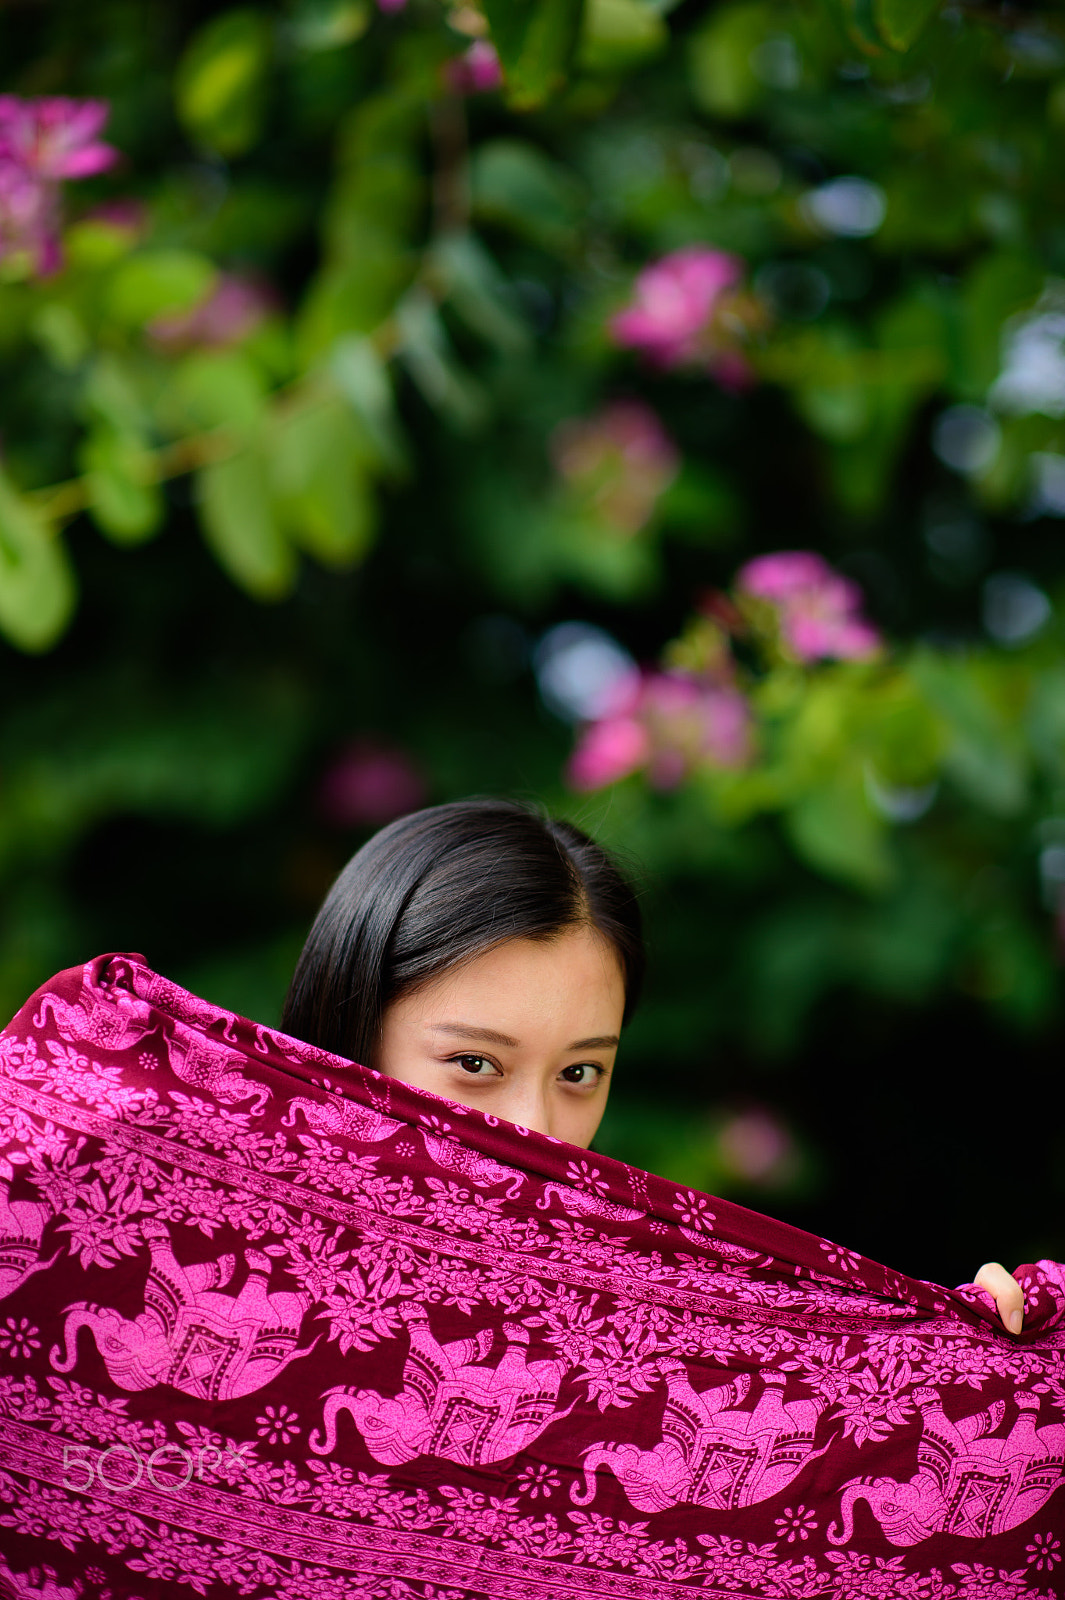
[281,799,644,1066]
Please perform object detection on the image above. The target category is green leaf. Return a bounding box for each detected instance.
[64,218,141,271]
[872,0,940,51]
[175,9,272,156]
[82,353,150,436]
[688,2,775,118]
[910,650,1028,815]
[579,0,669,75]
[79,429,164,545]
[165,349,268,435]
[1028,667,1065,780]
[817,0,887,55]
[786,772,894,892]
[954,253,1043,403]
[0,469,76,652]
[327,93,425,257]
[297,256,415,361]
[483,0,586,109]
[107,251,218,329]
[329,336,408,473]
[429,233,531,355]
[289,0,371,51]
[269,395,376,567]
[470,140,582,256]
[296,91,425,361]
[395,291,488,433]
[31,303,89,371]
[197,448,296,600]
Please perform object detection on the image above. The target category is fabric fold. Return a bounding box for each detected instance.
[0,953,1062,1598]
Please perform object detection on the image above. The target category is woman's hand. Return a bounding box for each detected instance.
[974,1261,1024,1334]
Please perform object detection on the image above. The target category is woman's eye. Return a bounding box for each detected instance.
[454,1055,499,1077]
[559,1063,603,1086]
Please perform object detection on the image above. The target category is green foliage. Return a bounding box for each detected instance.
[175,9,273,155]
[107,251,219,327]
[483,0,584,107]
[78,427,163,544]
[198,445,298,598]
[0,472,74,652]
[2,0,1065,1260]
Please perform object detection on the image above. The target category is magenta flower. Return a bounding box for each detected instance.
[567,670,751,791]
[148,272,276,350]
[719,1111,793,1183]
[375,0,407,10]
[550,401,679,535]
[445,41,503,95]
[0,161,58,273]
[317,741,426,828]
[610,246,760,384]
[567,715,650,790]
[0,97,118,277]
[737,551,881,663]
[0,97,117,181]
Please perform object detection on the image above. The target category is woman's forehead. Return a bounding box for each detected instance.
[400,929,626,1031]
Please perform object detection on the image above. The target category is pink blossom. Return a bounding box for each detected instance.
[719,1111,793,1183]
[445,41,503,95]
[567,716,649,790]
[0,97,117,181]
[610,246,753,380]
[317,741,426,828]
[0,97,117,277]
[641,672,752,782]
[567,670,751,792]
[148,273,276,350]
[737,550,881,662]
[0,161,58,273]
[375,0,407,10]
[551,401,679,535]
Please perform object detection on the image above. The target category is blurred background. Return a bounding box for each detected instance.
[1,0,1063,1288]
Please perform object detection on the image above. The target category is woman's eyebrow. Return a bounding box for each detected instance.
[431,1023,620,1052]
[432,1023,520,1048]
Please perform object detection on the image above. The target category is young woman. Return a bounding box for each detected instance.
[281,796,1025,1333]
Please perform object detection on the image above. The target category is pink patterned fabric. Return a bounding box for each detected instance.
[0,954,1063,1598]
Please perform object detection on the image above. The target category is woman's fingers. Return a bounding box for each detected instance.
[974,1261,1024,1334]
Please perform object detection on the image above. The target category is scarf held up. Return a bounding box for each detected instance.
[0,954,1062,1599]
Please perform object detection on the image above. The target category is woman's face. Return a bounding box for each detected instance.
[376,925,625,1147]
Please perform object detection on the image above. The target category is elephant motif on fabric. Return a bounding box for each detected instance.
[144,974,241,1042]
[536,1183,643,1224]
[829,1389,1065,1547]
[281,1095,400,1142]
[31,979,269,1115]
[421,1131,525,1200]
[0,1177,59,1302]
[573,1366,827,1513]
[32,981,156,1056]
[49,1220,319,1400]
[166,1033,271,1115]
[310,1307,570,1467]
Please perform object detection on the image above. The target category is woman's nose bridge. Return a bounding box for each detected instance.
[498,1072,554,1136]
